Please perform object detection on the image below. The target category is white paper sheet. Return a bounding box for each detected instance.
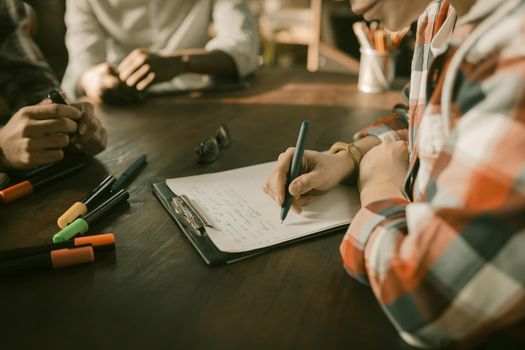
[166,162,361,253]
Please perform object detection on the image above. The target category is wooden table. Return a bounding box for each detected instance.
[0,68,522,350]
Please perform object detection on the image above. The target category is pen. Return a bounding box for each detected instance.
[0,246,94,275]
[0,233,115,262]
[53,189,129,243]
[281,120,310,223]
[48,89,68,105]
[0,163,85,203]
[57,175,116,228]
[111,154,147,193]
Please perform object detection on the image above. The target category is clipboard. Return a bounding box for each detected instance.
[152,182,349,265]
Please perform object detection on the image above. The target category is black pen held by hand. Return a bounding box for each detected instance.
[281,120,310,223]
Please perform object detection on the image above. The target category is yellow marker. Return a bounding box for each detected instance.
[57,175,115,228]
[57,202,88,229]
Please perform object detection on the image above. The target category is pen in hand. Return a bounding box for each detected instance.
[47,88,81,147]
[48,89,68,105]
[281,120,310,223]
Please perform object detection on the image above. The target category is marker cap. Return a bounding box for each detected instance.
[74,233,115,248]
[50,246,94,268]
[0,181,33,203]
[57,202,88,229]
[52,218,89,243]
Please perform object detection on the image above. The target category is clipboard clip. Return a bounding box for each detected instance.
[171,194,213,236]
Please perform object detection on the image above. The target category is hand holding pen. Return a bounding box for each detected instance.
[280,121,310,222]
[0,99,81,169]
[264,122,359,218]
[47,89,107,156]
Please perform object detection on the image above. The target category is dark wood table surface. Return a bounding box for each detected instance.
[0,68,522,350]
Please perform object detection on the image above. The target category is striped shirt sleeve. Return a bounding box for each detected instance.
[341,33,525,348]
[353,103,409,142]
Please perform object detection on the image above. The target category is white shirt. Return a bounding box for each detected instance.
[62,0,259,98]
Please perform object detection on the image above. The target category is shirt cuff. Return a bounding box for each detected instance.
[340,197,410,283]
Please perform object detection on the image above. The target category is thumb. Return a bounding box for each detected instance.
[289,171,322,197]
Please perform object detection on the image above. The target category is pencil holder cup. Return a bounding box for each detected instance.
[358,48,397,93]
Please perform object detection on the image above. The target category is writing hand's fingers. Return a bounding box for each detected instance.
[24,118,78,137]
[22,104,81,121]
[136,72,156,91]
[263,148,295,205]
[288,170,323,197]
[125,64,151,87]
[275,147,295,174]
[263,170,285,205]
[291,195,316,214]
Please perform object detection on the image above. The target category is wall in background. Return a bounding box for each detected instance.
[23,0,413,79]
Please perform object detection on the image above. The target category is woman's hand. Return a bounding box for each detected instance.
[263,148,356,213]
[358,140,409,206]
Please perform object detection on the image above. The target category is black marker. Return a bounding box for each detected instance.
[0,233,115,262]
[111,154,147,192]
[0,246,94,275]
[52,189,129,243]
[57,175,116,228]
[0,163,85,203]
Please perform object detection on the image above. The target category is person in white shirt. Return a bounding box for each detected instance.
[62,0,259,103]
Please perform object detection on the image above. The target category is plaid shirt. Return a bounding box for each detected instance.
[0,0,58,117]
[342,0,525,347]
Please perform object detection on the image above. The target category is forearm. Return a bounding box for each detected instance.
[353,135,381,157]
[328,135,381,184]
[359,181,404,207]
[175,49,238,79]
[354,105,409,142]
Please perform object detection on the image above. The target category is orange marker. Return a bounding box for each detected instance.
[0,233,115,261]
[0,163,84,203]
[0,246,94,274]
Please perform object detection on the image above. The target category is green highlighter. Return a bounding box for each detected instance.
[53,189,129,243]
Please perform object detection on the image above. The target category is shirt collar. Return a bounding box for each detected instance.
[430,8,457,57]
